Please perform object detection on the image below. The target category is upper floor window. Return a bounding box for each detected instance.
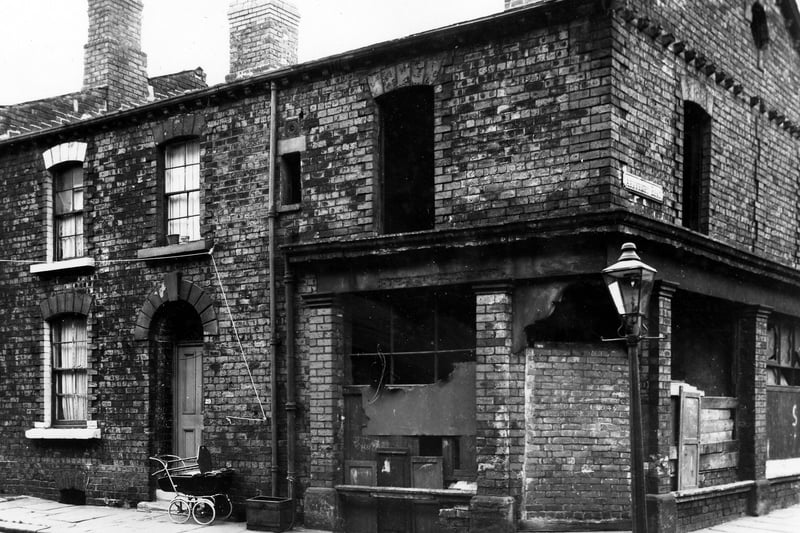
[54,164,85,260]
[682,101,711,233]
[51,315,88,424]
[378,86,434,234]
[280,151,302,205]
[751,2,770,50]
[165,140,200,242]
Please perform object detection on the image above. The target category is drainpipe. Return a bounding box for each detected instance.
[268,81,280,496]
[284,257,297,503]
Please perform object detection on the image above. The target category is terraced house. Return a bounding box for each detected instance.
[2,0,800,531]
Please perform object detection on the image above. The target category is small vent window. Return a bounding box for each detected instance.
[280,152,302,205]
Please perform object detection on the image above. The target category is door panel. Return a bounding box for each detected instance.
[677,387,702,490]
[175,345,203,458]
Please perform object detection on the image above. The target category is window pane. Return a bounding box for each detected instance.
[188,191,200,217]
[74,236,84,259]
[73,214,84,236]
[186,141,200,164]
[56,191,72,214]
[188,215,200,240]
[168,219,182,236]
[55,171,72,192]
[58,233,75,259]
[166,144,185,168]
[169,194,188,219]
[69,167,84,188]
[186,163,200,190]
[73,189,84,211]
[58,215,74,237]
[165,168,185,193]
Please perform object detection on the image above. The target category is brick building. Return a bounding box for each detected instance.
[1,0,800,532]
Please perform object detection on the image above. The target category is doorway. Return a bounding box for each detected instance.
[149,301,205,458]
[175,343,204,458]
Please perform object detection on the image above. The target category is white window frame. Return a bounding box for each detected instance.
[31,142,95,275]
[164,140,201,242]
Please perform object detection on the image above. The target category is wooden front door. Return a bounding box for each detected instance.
[175,344,203,458]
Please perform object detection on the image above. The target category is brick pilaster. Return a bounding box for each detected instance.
[647,281,679,495]
[303,294,345,489]
[302,293,344,531]
[473,283,522,501]
[737,305,772,483]
[646,281,679,533]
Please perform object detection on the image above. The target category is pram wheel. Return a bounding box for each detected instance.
[192,497,216,525]
[214,493,233,520]
[168,497,191,523]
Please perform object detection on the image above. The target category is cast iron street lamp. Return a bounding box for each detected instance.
[602,242,656,533]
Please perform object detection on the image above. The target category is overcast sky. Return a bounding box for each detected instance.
[0,0,504,105]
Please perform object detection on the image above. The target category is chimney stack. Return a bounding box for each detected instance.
[83,0,149,108]
[227,0,300,82]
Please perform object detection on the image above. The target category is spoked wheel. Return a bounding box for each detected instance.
[192,497,216,525]
[213,494,233,520]
[168,497,191,524]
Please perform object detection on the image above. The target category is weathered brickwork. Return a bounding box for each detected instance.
[676,491,749,533]
[474,287,524,500]
[523,343,631,523]
[611,2,800,268]
[2,1,800,532]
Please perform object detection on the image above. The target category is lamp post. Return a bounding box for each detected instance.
[602,242,656,533]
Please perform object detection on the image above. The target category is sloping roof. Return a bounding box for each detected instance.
[2,0,798,143]
[0,69,209,140]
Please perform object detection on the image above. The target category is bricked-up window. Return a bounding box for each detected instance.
[280,151,302,205]
[349,289,475,386]
[378,86,434,234]
[682,102,711,233]
[751,2,770,50]
[767,317,800,386]
[51,315,88,424]
[53,164,85,260]
[165,140,201,241]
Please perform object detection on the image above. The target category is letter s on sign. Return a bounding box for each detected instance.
[793,404,798,428]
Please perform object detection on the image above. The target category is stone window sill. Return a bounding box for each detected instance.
[136,239,213,260]
[25,427,102,440]
[279,203,302,214]
[30,257,95,275]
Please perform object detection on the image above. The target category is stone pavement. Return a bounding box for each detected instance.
[692,503,800,533]
[0,496,329,533]
[2,495,800,533]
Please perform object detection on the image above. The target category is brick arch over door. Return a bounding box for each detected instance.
[133,272,219,340]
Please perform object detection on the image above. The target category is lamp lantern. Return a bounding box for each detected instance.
[602,242,657,337]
